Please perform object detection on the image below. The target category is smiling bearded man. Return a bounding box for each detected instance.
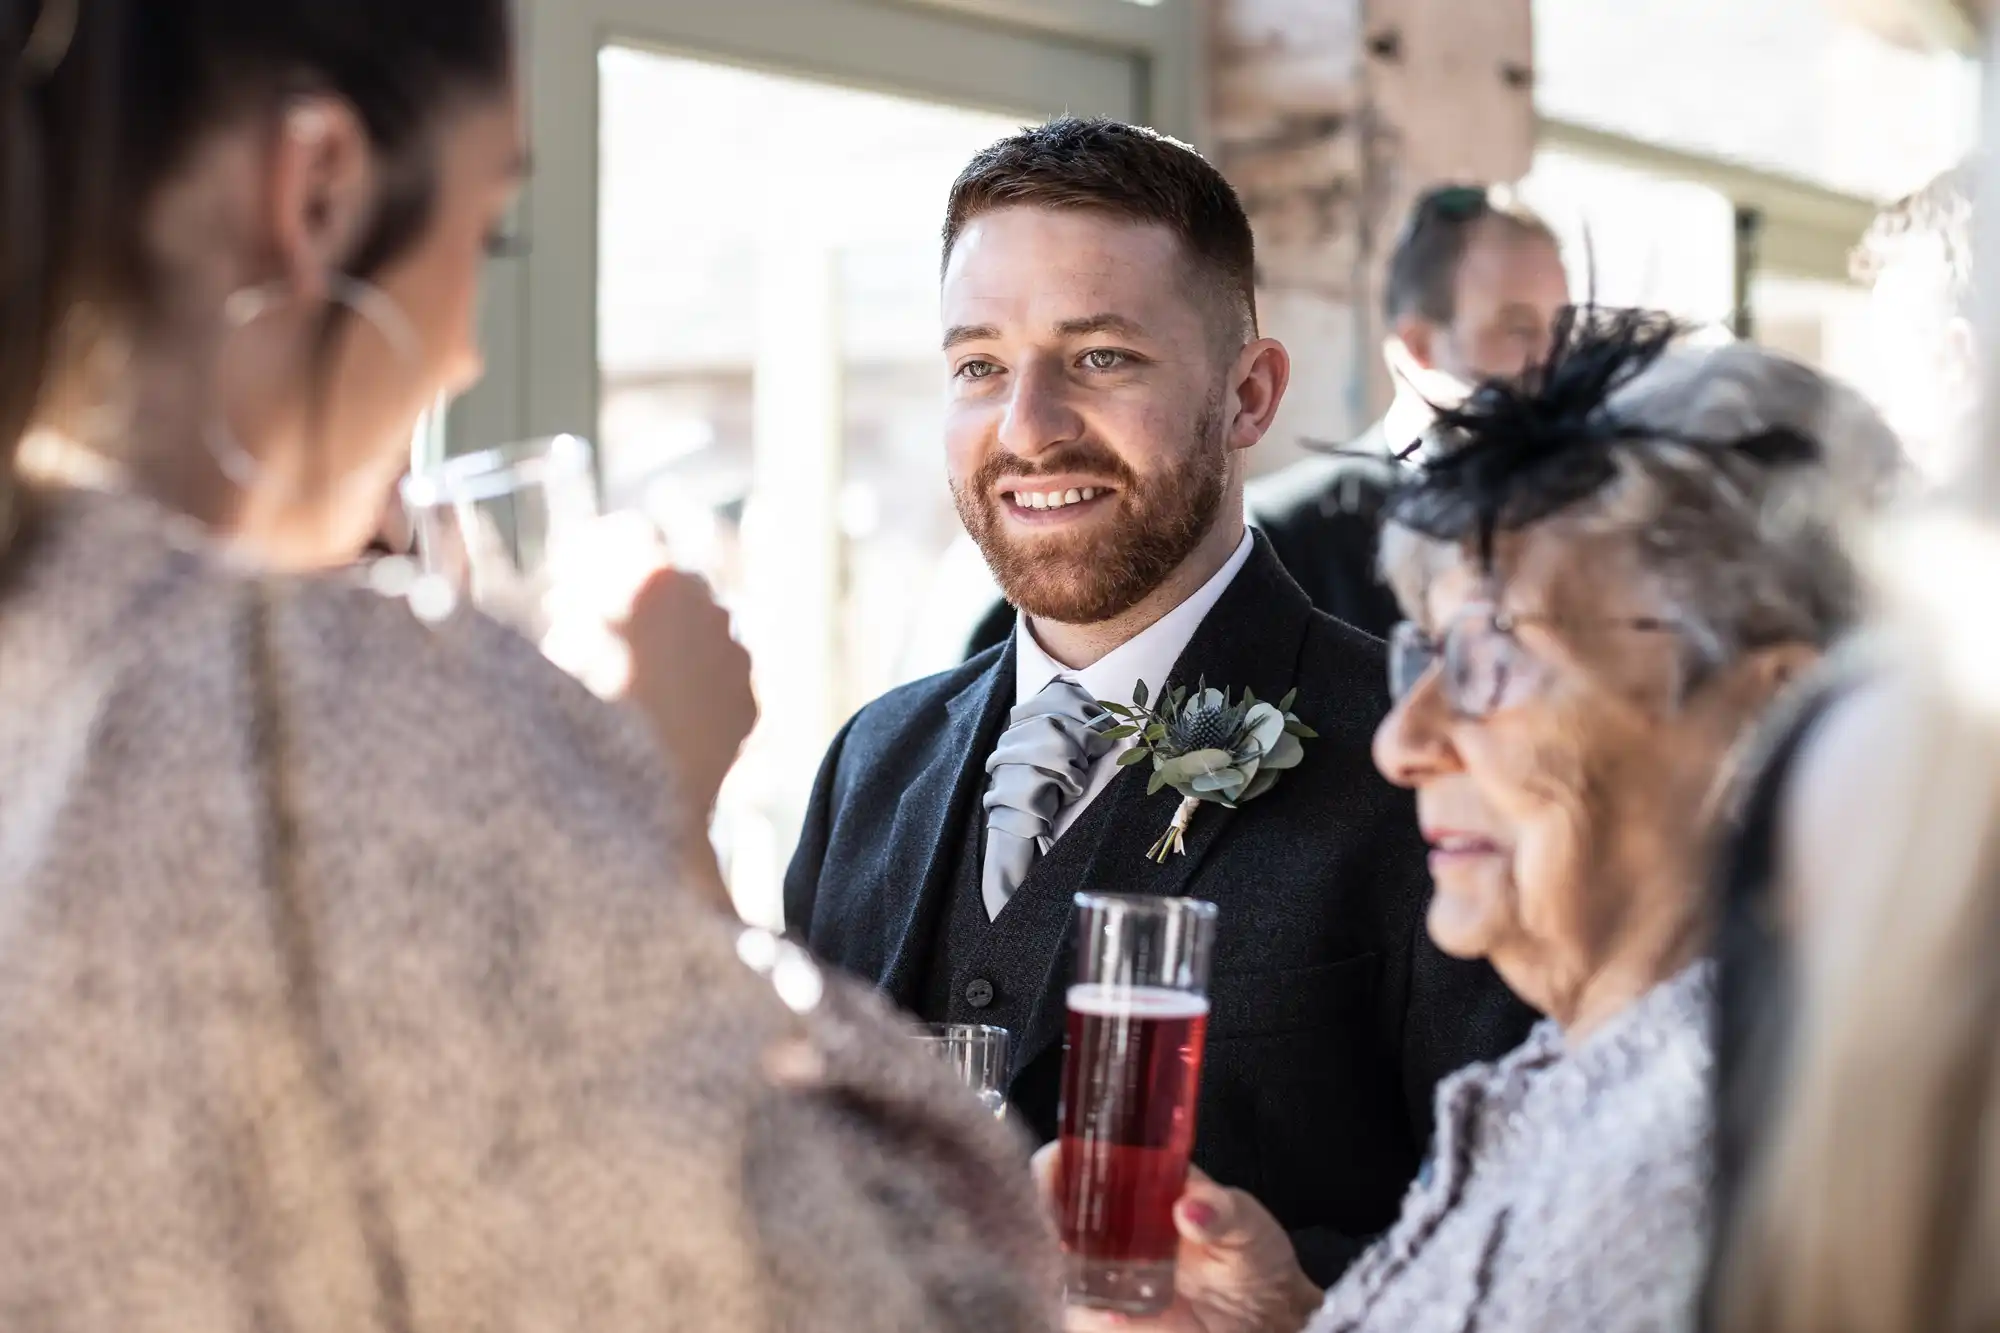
[784,117,1535,1287]
[952,385,1228,625]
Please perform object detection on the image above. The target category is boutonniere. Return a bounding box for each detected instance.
[1098,680,1318,862]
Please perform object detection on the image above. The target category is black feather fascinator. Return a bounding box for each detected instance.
[1384,306,1824,568]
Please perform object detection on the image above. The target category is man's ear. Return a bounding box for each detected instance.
[1224,338,1290,453]
[1391,314,1437,373]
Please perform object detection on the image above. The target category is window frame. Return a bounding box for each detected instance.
[441,0,1200,461]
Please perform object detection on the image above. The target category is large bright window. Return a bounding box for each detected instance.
[597,48,1097,925]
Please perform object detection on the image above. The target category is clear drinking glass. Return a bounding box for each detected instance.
[912,1023,1012,1120]
[399,434,599,638]
[400,434,654,697]
[1055,893,1219,1316]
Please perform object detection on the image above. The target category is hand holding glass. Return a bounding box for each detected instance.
[402,435,652,695]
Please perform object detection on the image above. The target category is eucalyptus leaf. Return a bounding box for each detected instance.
[1285,720,1320,740]
[1145,723,1168,743]
[1240,769,1280,802]
[1263,732,1305,771]
[1100,701,1134,719]
[1160,747,1235,782]
[1117,747,1153,768]
[1243,702,1286,755]
[1134,680,1149,708]
[1100,724,1140,741]
[1191,770,1236,795]
[1147,770,1168,796]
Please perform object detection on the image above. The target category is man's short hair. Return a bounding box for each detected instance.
[942,116,1259,346]
[1383,183,1558,326]
[1852,160,1974,316]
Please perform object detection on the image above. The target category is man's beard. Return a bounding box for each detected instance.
[951,392,1229,625]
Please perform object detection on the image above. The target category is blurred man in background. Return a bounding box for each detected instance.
[1249,183,1570,639]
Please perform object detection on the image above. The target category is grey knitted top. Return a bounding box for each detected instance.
[0,486,1060,1333]
[1308,962,1714,1333]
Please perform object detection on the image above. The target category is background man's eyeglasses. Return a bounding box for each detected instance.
[1417,184,1493,222]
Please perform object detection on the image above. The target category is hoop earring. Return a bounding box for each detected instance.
[205,275,424,490]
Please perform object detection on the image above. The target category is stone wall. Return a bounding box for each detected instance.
[1209,0,1536,466]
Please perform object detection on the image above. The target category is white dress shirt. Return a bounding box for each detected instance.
[1009,530,1255,846]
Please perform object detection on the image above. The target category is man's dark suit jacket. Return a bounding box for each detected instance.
[1245,424,1405,642]
[963,426,1408,659]
[786,534,1536,1283]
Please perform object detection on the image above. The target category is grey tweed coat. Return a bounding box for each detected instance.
[0,486,1060,1333]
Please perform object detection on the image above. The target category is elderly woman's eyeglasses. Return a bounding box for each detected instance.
[1389,608,1682,719]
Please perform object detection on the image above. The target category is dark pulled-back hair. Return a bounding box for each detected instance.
[942,116,1258,346]
[1383,182,1558,327]
[0,0,515,554]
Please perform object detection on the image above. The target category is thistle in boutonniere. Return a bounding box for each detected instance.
[1098,679,1318,862]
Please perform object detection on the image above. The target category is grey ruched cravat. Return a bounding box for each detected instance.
[980,678,1115,920]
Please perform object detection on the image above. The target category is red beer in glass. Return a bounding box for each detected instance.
[1055,893,1218,1315]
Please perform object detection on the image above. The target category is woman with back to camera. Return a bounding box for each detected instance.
[0,2,1058,1329]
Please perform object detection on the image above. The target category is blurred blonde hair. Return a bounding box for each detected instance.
[1711,578,2000,1331]
[1712,14,2000,1322]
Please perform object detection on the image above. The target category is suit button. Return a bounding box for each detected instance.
[964,978,995,1009]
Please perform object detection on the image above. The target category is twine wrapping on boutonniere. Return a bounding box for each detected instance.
[1098,679,1318,862]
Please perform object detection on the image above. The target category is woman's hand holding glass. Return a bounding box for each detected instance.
[1030,1144,1322,1333]
[611,555,757,820]
[401,440,757,825]
[534,511,758,820]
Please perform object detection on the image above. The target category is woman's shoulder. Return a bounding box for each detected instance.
[272,559,674,811]
[1516,967,1716,1247]
[715,932,1064,1329]
[1563,963,1717,1154]
[12,486,691,885]
[1452,969,1715,1329]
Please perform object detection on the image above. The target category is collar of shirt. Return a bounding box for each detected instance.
[1012,529,1255,711]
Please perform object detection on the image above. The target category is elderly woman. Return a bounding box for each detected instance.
[1041,308,1900,1333]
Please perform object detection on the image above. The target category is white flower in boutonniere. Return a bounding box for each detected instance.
[1098,679,1318,863]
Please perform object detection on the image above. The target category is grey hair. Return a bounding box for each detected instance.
[1382,340,1906,673]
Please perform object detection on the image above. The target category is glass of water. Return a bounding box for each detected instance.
[913,1023,1012,1120]
[400,434,659,696]
[399,434,599,635]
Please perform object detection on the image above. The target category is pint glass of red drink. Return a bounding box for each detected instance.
[1055,892,1218,1315]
